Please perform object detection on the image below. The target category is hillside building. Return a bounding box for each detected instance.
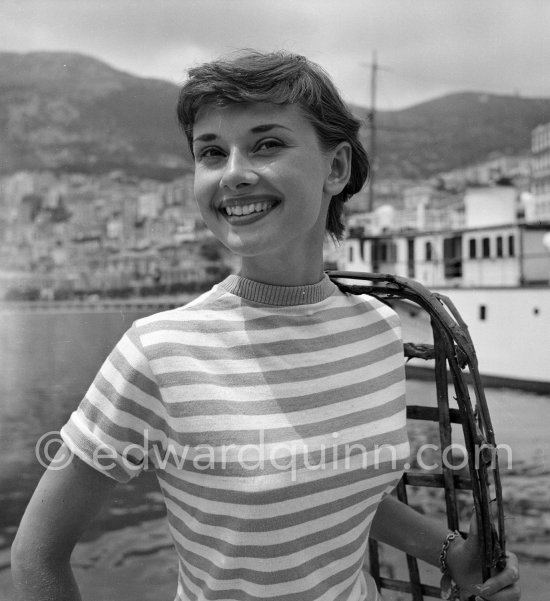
[529,122,550,223]
[0,170,228,299]
[438,155,531,190]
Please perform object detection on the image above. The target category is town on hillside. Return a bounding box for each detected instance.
[0,170,235,301]
[1,123,550,301]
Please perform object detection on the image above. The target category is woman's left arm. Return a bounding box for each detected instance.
[370,495,521,600]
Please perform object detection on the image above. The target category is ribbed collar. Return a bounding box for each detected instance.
[218,273,337,306]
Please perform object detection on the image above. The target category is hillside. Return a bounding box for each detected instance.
[2,51,550,180]
[353,92,550,179]
[0,51,192,180]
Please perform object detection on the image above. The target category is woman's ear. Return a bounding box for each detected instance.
[324,142,352,196]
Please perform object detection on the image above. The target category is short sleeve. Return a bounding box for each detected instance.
[61,325,166,483]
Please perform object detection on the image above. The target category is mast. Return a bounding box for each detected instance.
[368,50,377,213]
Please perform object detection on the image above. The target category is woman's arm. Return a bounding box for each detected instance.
[370,495,521,600]
[370,494,450,565]
[11,444,118,601]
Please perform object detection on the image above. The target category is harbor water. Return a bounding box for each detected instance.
[1,306,549,599]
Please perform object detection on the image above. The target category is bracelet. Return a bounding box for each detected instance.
[439,530,462,574]
[439,530,462,601]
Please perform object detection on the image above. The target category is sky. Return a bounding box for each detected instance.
[2,0,550,110]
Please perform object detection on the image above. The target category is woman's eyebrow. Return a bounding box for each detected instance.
[193,133,218,144]
[250,123,292,134]
[193,123,293,144]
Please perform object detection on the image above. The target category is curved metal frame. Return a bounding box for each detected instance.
[328,270,507,600]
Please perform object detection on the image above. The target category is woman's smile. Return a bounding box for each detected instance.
[218,195,281,224]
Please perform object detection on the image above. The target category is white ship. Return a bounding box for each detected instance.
[341,183,550,392]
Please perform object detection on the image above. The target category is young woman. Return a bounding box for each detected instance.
[12,50,520,601]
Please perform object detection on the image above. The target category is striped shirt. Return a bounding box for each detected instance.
[61,273,409,601]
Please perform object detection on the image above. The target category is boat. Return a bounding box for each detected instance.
[340,183,550,392]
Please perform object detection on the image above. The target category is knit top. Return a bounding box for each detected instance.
[61,273,409,601]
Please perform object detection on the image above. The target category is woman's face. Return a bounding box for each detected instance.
[192,102,335,271]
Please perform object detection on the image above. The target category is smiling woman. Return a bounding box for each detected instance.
[190,102,347,284]
[177,51,369,242]
[11,50,521,601]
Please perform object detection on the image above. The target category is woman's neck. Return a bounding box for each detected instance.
[239,253,325,287]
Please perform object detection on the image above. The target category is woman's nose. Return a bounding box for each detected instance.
[219,150,258,191]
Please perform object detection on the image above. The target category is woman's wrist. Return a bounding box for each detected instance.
[442,530,466,579]
[439,531,467,599]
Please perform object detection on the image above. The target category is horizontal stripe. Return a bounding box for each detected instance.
[158,470,397,524]
[172,522,368,584]
[159,451,408,503]
[162,366,404,417]
[165,498,375,563]
[160,350,404,403]
[142,315,391,362]
[147,411,408,476]
[160,382,404,436]
[139,303,391,344]
[149,324,398,379]
[162,480,384,538]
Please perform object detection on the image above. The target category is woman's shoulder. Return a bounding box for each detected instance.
[131,283,230,330]
[334,284,400,316]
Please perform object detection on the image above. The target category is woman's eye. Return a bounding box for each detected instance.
[196,147,224,161]
[255,139,283,152]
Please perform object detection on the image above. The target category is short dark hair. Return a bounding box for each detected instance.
[176,50,370,240]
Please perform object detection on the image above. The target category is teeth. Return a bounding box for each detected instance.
[224,202,272,216]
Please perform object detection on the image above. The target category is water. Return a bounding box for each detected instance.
[0,309,167,548]
[1,308,549,597]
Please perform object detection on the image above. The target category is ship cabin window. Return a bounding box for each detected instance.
[425,241,433,262]
[408,239,415,278]
[479,304,487,321]
[379,241,397,263]
[469,238,477,259]
[496,236,503,258]
[443,235,462,278]
[372,240,397,271]
[482,237,491,258]
[508,235,515,257]
[348,245,354,263]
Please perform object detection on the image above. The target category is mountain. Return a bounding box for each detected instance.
[353,92,550,179]
[2,51,550,180]
[0,51,192,180]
